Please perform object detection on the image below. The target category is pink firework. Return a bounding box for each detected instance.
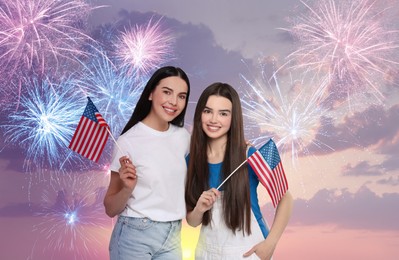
[285,0,399,101]
[0,0,94,79]
[114,17,175,77]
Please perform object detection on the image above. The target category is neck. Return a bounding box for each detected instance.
[207,136,227,164]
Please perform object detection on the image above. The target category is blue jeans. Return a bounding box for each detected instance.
[109,216,182,260]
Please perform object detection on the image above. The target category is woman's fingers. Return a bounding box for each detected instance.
[118,155,137,179]
[119,156,131,166]
[119,165,137,180]
[209,188,221,197]
[200,190,218,205]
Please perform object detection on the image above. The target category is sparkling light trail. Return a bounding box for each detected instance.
[113,17,175,78]
[73,49,145,136]
[0,0,95,78]
[283,0,399,105]
[2,77,86,172]
[240,58,335,165]
[31,172,110,259]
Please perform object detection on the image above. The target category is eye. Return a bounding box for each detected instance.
[163,90,172,95]
[179,94,187,100]
[203,108,211,114]
[220,110,231,116]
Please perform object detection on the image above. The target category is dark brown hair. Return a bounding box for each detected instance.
[185,82,251,235]
[121,66,190,135]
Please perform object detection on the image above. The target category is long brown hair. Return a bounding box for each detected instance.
[185,82,251,235]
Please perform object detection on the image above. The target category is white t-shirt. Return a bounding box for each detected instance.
[110,122,190,221]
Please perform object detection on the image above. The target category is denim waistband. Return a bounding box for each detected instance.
[118,215,181,225]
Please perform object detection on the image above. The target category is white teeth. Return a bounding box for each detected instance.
[208,125,219,131]
[164,107,175,113]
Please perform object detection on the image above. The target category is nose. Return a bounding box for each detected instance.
[168,95,177,106]
[210,113,218,123]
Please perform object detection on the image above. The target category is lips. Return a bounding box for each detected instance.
[163,106,177,115]
[206,124,220,132]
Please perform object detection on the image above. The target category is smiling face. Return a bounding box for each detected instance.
[146,76,188,130]
[201,95,232,142]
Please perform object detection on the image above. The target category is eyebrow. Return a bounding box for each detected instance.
[161,86,187,95]
[204,106,231,113]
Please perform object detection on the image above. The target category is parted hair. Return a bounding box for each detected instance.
[185,82,251,235]
[121,66,190,135]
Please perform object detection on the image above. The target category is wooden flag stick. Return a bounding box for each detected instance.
[216,159,248,190]
[106,127,125,156]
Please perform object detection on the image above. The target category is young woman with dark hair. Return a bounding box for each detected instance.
[104,66,191,260]
[185,82,293,260]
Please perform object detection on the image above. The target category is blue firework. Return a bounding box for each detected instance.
[73,49,146,137]
[31,172,110,259]
[2,77,86,172]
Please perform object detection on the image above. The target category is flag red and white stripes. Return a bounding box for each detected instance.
[247,139,288,207]
[69,97,109,162]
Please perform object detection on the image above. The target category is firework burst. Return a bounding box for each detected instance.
[240,58,335,165]
[284,0,399,103]
[2,77,86,172]
[113,17,175,77]
[0,0,96,95]
[73,49,145,136]
[31,172,110,259]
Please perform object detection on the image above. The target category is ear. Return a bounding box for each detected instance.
[149,93,153,101]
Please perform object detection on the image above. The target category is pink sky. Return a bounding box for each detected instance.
[2,217,398,259]
[275,225,399,260]
[1,0,399,259]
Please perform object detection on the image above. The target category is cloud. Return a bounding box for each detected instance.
[376,176,399,186]
[341,161,382,177]
[309,105,399,156]
[299,105,399,177]
[0,148,25,172]
[89,0,297,60]
[276,186,399,230]
[0,186,107,218]
[381,156,399,172]
[0,202,39,217]
[91,9,254,102]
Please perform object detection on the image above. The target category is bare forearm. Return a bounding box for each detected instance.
[104,188,131,217]
[267,191,293,244]
[186,207,205,227]
[186,188,220,227]
[104,186,132,218]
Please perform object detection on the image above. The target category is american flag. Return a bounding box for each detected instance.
[247,139,288,207]
[68,97,109,162]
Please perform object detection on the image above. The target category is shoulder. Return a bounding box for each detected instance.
[171,124,189,133]
[118,123,140,139]
[246,145,257,157]
[171,125,191,138]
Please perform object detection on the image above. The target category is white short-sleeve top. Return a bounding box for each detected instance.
[110,122,190,221]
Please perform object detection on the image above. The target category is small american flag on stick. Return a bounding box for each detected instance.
[247,139,288,207]
[69,97,109,162]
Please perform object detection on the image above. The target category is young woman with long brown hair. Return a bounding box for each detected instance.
[185,82,293,260]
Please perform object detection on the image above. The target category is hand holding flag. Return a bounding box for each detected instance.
[247,139,288,208]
